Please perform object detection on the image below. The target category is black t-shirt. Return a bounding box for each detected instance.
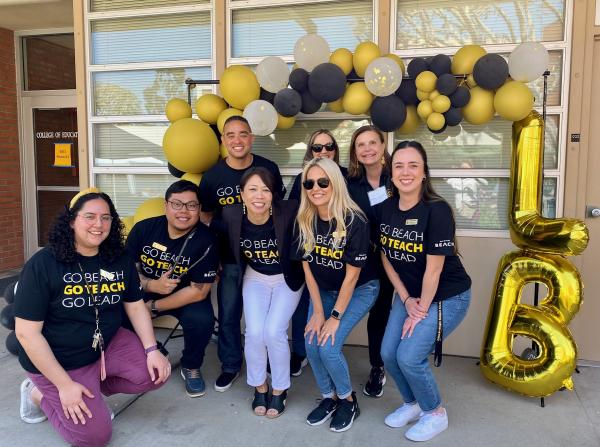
[126,216,219,302]
[293,214,374,291]
[14,247,143,373]
[199,154,285,215]
[375,198,471,301]
[289,165,348,201]
[240,216,282,276]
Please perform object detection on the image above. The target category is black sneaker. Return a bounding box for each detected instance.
[290,353,308,377]
[330,392,360,432]
[306,398,339,426]
[214,371,240,392]
[363,366,386,398]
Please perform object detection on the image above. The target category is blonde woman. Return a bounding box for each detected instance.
[294,158,379,432]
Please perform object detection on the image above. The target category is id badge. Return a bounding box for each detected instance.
[368,186,388,206]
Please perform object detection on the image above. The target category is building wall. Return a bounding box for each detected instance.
[25,37,75,90]
[0,27,23,271]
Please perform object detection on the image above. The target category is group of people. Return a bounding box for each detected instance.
[14,115,471,446]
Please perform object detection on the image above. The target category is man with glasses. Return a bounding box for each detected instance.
[126,180,219,398]
[199,116,285,392]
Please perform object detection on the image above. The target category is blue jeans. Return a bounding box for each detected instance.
[381,289,471,412]
[305,279,379,399]
[217,264,244,373]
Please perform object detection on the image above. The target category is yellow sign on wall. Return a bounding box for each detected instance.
[53,143,74,167]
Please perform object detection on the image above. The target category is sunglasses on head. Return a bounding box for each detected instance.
[302,177,330,190]
[310,143,335,153]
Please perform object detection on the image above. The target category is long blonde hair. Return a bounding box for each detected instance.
[296,158,365,256]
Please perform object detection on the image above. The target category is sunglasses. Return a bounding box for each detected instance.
[310,143,335,153]
[302,177,330,190]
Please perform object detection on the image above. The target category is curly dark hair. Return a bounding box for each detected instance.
[48,192,125,264]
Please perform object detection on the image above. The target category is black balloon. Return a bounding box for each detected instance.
[308,63,347,103]
[346,68,362,83]
[444,107,463,126]
[274,88,302,117]
[209,123,221,141]
[428,123,447,134]
[1,303,14,330]
[436,73,458,96]
[168,163,185,178]
[300,90,322,114]
[407,57,429,78]
[429,54,452,76]
[3,281,16,304]
[370,95,407,132]
[450,86,471,108]
[289,68,309,92]
[396,79,419,105]
[259,87,276,104]
[473,54,509,90]
[6,330,19,356]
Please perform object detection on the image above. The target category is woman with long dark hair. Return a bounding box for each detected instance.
[15,188,170,447]
[378,141,471,442]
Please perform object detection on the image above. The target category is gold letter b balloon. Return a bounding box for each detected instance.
[480,111,589,397]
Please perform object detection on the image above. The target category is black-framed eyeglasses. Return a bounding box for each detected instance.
[302,177,330,190]
[168,200,200,211]
[310,143,335,153]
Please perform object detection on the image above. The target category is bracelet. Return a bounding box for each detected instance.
[402,296,413,304]
[144,344,158,355]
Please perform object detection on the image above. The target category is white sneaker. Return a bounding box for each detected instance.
[405,409,448,442]
[384,402,422,428]
[20,379,47,424]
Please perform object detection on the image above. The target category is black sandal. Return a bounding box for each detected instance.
[266,390,287,419]
[252,387,269,416]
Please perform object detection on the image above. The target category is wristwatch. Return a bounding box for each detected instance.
[331,308,342,320]
[150,300,159,317]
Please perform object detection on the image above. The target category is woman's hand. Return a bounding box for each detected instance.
[401,316,422,339]
[318,318,340,346]
[58,380,95,425]
[304,312,325,345]
[405,297,428,320]
[146,350,171,384]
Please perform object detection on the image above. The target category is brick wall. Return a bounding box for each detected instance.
[25,36,75,90]
[0,27,23,272]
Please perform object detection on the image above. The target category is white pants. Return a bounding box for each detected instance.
[242,267,303,391]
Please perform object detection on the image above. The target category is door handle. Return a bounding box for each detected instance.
[586,206,600,218]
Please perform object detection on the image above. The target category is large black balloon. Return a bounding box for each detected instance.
[473,54,509,90]
[428,123,447,134]
[209,123,221,141]
[289,68,309,92]
[308,63,347,103]
[396,79,419,105]
[436,73,458,96]
[346,68,362,83]
[168,163,184,178]
[429,54,452,76]
[259,87,276,104]
[407,57,429,78]
[6,330,19,356]
[1,303,14,330]
[444,107,463,126]
[370,95,407,132]
[274,88,302,117]
[3,281,16,304]
[300,90,322,114]
[450,86,471,108]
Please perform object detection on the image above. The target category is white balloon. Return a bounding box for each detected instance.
[256,56,290,93]
[508,42,549,83]
[364,57,403,97]
[243,100,278,136]
[293,34,330,72]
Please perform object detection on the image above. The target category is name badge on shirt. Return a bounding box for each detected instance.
[368,186,388,206]
[152,242,167,251]
[406,219,418,226]
[100,269,115,281]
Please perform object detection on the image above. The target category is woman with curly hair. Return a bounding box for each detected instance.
[14,188,170,447]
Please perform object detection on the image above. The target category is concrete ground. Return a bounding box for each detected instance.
[1,325,599,447]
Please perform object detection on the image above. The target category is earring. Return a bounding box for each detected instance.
[243,203,247,215]
[269,206,272,216]
[381,156,386,166]
[423,176,426,181]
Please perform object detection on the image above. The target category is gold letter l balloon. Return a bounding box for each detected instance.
[480,111,589,397]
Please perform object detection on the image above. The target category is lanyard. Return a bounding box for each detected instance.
[169,228,197,278]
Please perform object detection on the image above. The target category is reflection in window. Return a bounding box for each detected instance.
[94,123,168,167]
[96,174,174,215]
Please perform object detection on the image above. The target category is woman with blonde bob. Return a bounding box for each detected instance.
[294,157,379,433]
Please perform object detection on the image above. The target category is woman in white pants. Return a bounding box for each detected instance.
[218,167,304,418]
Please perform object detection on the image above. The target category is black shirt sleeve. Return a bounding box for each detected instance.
[13,252,51,321]
[198,171,218,213]
[426,201,457,256]
[289,173,302,201]
[341,216,370,268]
[187,230,219,284]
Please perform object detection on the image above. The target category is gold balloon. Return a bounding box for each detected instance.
[494,81,534,122]
[510,112,589,255]
[220,65,260,110]
[415,71,437,93]
[466,74,478,88]
[276,114,296,129]
[121,215,135,237]
[217,108,243,133]
[163,118,220,173]
[165,98,192,123]
[195,94,228,125]
[432,95,451,113]
[451,45,487,75]
[219,143,228,159]
[398,105,420,134]
[416,99,433,119]
[384,53,406,76]
[133,197,165,224]
[428,89,440,101]
[427,112,445,131]
[342,82,373,115]
[330,48,354,75]
[327,97,345,113]
[480,250,582,397]
[353,41,381,77]
[416,89,430,101]
[182,172,203,186]
[462,86,495,125]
